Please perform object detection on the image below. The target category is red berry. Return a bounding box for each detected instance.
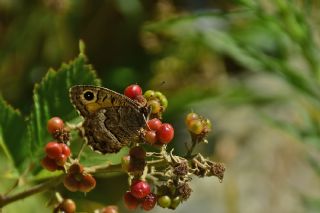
[141,193,157,211]
[60,143,71,157]
[129,146,146,160]
[101,205,119,213]
[63,174,79,192]
[157,123,174,144]
[59,199,76,213]
[124,84,142,99]
[47,117,64,134]
[145,130,157,144]
[45,142,62,159]
[41,156,58,171]
[147,118,162,131]
[56,154,67,166]
[130,180,151,199]
[123,191,139,210]
[79,174,96,192]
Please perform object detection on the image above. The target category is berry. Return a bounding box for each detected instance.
[41,156,58,171]
[123,191,139,210]
[157,195,171,208]
[60,143,71,157]
[59,199,76,213]
[148,100,161,114]
[129,146,146,160]
[154,91,164,99]
[170,196,181,209]
[55,154,67,166]
[130,180,151,199]
[121,155,131,172]
[63,175,79,192]
[69,163,84,174]
[185,112,199,126]
[159,95,168,109]
[47,117,64,134]
[147,118,162,131]
[157,123,174,144]
[141,193,157,211]
[79,174,96,192]
[187,119,204,134]
[101,205,119,213]
[144,90,155,99]
[124,84,142,99]
[145,130,157,144]
[45,142,62,159]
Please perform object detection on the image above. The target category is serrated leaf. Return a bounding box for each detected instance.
[0,96,29,173]
[28,53,101,165]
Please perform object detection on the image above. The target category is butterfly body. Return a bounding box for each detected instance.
[70,85,146,154]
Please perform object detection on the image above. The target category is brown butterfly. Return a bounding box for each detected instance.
[69,85,147,154]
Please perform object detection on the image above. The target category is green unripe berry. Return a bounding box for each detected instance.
[144,90,155,99]
[157,195,171,208]
[170,196,181,209]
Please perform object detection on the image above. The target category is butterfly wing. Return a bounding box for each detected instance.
[70,85,146,153]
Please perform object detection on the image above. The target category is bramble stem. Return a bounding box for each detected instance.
[0,174,64,208]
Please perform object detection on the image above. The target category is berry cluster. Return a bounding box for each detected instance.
[41,117,71,171]
[144,90,168,117]
[41,142,71,171]
[145,118,174,145]
[37,84,225,213]
[185,112,212,142]
[63,163,96,192]
[124,84,168,118]
[123,180,157,211]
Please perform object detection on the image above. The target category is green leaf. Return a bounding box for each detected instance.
[28,52,101,166]
[0,96,29,173]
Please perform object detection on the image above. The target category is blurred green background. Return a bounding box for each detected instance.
[1,0,320,212]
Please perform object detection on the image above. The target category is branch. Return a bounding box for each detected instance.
[0,174,64,208]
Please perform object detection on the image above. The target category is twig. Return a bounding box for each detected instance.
[0,175,64,208]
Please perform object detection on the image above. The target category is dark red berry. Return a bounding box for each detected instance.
[59,199,76,213]
[69,163,84,174]
[45,142,62,159]
[123,191,139,210]
[101,205,119,213]
[145,130,157,144]
[147,118,162,131]
[157,123,174,144]
[130,180,151,199]
[47,117,64,134]
[124,84,142,99]
[141,193,157,211]
[60,143,71,157]
[41,156,58,171]
[79,174,96,192]
[129,146,146,160]
[63,174,79,192]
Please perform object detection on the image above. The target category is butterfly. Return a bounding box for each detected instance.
[69,85,147,154]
